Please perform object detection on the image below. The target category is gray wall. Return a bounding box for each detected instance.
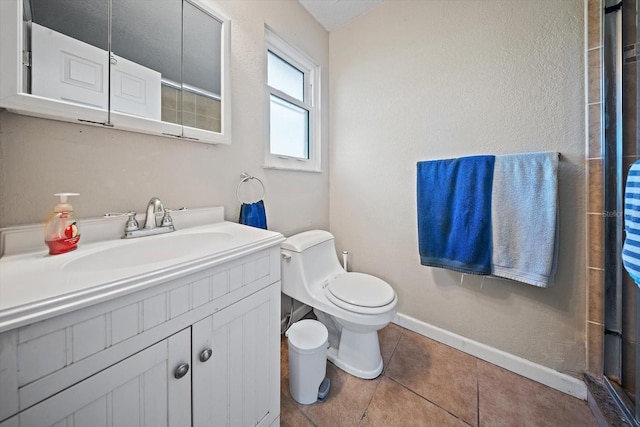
[329,0,586,373]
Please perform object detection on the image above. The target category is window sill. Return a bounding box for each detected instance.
[263,165,323,173]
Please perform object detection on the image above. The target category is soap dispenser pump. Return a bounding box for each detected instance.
[45,193,80,255]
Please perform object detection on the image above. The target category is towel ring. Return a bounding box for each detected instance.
[236,172,265,204]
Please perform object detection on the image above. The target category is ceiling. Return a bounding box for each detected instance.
[297,0,383,32]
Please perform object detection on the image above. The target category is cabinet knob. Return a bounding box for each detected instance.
[174,363,190,379]
[199,348,213,363]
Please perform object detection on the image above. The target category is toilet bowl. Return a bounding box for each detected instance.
[281,230,397,379]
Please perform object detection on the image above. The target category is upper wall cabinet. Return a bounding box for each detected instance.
[0,0,231,144]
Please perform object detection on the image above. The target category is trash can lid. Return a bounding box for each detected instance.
[286,319,328,352]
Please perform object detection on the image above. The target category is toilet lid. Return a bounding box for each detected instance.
[326,273,395,308]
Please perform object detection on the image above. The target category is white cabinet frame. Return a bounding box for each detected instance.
[0,0,232,145]
[0,0,108,124]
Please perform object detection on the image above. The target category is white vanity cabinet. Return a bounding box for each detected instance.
[0,243,282,427]
[193,284,279,427]
[0,329,192,427]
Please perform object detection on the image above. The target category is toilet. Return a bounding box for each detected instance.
[281,230,398,379]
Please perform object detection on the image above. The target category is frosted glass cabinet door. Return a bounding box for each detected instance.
[0,329,191,427]
[192,285,279,427]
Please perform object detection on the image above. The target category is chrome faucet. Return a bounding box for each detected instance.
[143,197,165,230]
[105,197,178,239]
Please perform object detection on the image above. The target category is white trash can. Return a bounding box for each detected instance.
[286,319,328,404]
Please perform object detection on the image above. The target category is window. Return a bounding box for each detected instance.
[265,28,321,172]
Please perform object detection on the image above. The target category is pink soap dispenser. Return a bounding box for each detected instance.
[44,193,81,255]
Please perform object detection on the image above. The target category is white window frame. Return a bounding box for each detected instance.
[264,27,321,172]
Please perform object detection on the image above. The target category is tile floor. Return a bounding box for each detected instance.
[280,323,598,427]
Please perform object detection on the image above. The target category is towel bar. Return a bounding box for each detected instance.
[236,172,265,204]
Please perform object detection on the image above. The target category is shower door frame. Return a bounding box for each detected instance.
[602,0,640,424]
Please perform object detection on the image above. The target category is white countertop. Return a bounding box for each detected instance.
[0,210,284,332]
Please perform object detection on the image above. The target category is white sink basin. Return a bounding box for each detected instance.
[63,232,233,272]
[0,209,286,332]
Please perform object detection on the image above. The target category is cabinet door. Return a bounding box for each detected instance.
[192,284,280,427]
[1,329,191,427]
[31,23,109,110]
[110,54,162,120]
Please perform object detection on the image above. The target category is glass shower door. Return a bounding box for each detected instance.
[603,0,640,423]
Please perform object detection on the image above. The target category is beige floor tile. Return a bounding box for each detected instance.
[360,377,468,427]
[282,325,599,427]
[478,361,597,427]
[281,337,291,399]
[379,323,403,367]
[281,393,315,427]
[386,329,478,426]
[297,361,381,427]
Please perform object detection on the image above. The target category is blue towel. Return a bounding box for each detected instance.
[623,161,640,284]
[239,200,267,229]
[417,155,495,275]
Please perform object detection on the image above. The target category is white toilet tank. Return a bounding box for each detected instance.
[281,230,345,301]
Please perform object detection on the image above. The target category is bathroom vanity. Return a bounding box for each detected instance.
[0,208,284,426]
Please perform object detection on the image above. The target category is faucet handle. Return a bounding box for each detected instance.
[161,207,186,228]
[124,212,139,232]
[161,209,174,228]
[104,211,139,232]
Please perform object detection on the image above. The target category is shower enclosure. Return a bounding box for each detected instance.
[603,0,640,423]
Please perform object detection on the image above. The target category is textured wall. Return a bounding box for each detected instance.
[0,0,329,239]
[329,0,586,373]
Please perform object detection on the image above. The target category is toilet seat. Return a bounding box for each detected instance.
[324,273,396,314]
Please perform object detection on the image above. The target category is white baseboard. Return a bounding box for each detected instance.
[393,313,587,400]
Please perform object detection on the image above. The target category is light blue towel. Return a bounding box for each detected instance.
[623,161,640,284]
[417,156,495,275]
[490,152,558,287]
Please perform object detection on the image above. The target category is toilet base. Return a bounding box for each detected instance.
[328,328,384,380]
[328,346,383,379]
